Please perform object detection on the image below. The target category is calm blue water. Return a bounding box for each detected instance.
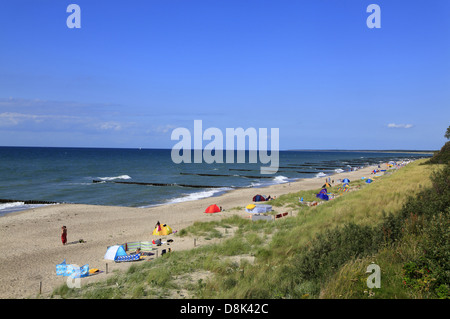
[0,147,431,216]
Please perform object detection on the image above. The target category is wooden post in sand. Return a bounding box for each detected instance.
[39,281,42,294]
[106,263,108,274]
[194,238,197,247]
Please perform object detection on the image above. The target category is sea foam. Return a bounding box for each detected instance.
[165,187,232,205]
[0,202,50,217]
[272,175,289,183]
[0,202,25,210]
[315,172,327,178]
[97,175,132,181]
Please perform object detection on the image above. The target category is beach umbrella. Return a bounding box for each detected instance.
[365,179,373,184]
[204,204,221,213]
[152,223,173,236]
[342,183,350,189]
[342,178,350,183]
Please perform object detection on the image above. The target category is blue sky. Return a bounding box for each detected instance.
[0,0,449,150]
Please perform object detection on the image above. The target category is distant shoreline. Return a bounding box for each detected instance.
[286,149,435,154]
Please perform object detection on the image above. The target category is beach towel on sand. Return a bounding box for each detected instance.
[115,254,141,262]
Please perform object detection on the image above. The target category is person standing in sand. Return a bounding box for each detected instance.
[61,226,67,245]
[155,221,161,233]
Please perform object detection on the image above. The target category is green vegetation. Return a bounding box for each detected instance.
[51,154,449,299]
[425,140,450,165]
[322,163,449,299]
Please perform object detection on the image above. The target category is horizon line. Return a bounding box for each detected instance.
[0,145,436,153]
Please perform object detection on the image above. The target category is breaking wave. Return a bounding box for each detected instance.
[272,175,289,184]
[97,175,131,181]
[164,187,232,205]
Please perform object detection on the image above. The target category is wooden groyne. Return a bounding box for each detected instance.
[229,167,318,174]
[179,172,274,179]
[92,180,234,189]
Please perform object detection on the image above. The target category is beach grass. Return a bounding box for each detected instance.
[51,159,448,299]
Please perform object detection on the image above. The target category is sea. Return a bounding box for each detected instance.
[0,147,432,216]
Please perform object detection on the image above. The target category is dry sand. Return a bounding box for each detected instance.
[0,165,380,298]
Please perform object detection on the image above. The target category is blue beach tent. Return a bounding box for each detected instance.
[366,179,373,184]
[342,178,350,183]
[104,245,140,262]
[316,188,329,201]
[104,245,127,261]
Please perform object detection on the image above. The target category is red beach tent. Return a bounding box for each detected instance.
[204,204,221,213]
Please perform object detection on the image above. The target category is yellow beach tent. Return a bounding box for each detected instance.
[152,223,173,236]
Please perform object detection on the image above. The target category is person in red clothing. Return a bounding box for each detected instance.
[155,221,161,233]
[61,226,67,245]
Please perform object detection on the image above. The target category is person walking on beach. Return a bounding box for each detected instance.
[61,226,67,245]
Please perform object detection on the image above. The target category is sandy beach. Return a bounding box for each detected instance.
[0,165,380,298]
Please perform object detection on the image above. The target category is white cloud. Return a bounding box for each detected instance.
[98,121,123,131]
[0,112,79,127]
[387,123,413,129]
[152,124,177,134]
[0,98,154,142]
